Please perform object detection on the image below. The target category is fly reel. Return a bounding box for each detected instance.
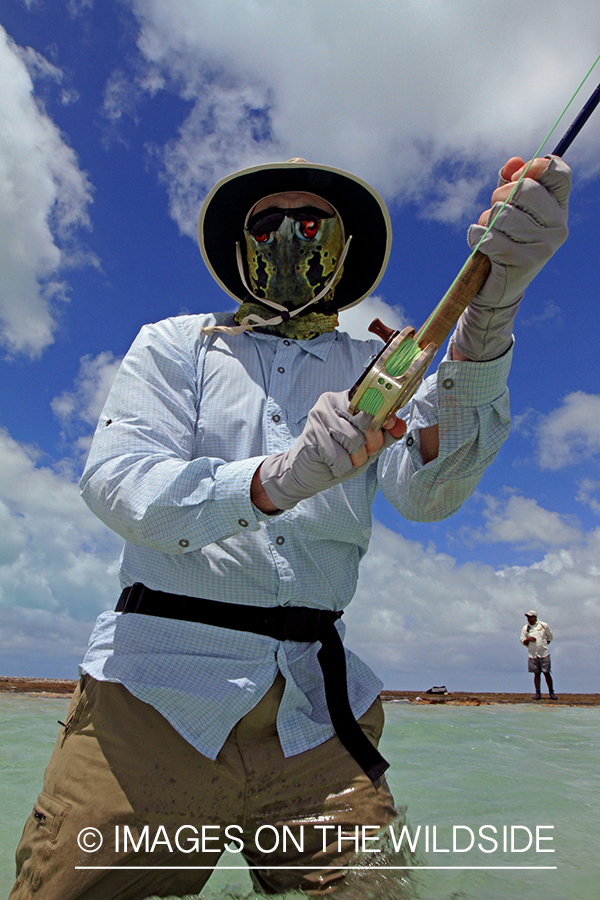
[348,321,437,430]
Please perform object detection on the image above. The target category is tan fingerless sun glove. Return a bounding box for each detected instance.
[453,155,571,361]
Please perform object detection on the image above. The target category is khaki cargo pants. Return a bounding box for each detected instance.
[10,674,397,899]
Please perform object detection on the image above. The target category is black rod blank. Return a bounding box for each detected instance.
[552,80,600,156]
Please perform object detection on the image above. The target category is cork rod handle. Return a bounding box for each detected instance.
[414,250,491,349]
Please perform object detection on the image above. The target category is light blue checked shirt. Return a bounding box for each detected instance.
[80,312,512,759]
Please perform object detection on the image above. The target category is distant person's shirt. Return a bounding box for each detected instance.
[80,313,512,759]
[521,621,553,658]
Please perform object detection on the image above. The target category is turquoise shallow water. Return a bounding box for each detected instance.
[1,694,598,899]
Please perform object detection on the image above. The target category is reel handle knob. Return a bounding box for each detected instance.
[368,318,397,343]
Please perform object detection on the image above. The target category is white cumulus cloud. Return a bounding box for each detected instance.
[476,494,582,547]
[0,428,122,673]
[576,479,600,516]
[0,25,94,357]
[537,391,600,470]
[119,0,600,236]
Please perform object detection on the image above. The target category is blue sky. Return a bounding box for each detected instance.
[1,0,599,692]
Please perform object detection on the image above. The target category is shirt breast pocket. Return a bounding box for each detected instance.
[286,401,313,440]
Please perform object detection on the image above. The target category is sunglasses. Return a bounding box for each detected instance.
[247,206,335,243]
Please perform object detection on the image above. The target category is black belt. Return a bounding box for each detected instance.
[116,583,388,783]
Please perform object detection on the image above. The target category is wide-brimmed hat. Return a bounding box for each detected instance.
[198,159,392,312]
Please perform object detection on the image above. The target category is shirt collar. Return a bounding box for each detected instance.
[246,328,339,361]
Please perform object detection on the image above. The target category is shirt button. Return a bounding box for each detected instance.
[272,414,281,423]
[179,539,189,548]
[278,366,285,374]
[238,519,248,528]
[283,340,291,346]
[406,435,414,447]
[442,378,454,390]
[276,536,285,545]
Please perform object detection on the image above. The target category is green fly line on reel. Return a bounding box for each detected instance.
[349,327,437,427]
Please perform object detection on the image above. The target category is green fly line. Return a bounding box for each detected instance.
[384,336,422,376]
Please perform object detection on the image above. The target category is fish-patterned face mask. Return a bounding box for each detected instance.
[243,203,346,311]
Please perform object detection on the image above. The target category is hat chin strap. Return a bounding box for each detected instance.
[200,236,352,336]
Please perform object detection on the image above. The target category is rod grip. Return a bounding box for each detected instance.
[415,250,492,349]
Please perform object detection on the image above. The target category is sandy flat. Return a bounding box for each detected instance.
[380,689,600,707]
[1,676,598,706]
[0,676,78,697]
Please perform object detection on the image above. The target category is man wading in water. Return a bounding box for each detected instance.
[11,155,570,898]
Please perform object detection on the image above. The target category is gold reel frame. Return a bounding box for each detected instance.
[349,327,437,430]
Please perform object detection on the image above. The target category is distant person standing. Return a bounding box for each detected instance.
[521,610,557,700]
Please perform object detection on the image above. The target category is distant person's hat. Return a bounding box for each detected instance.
[525,610,537,617]
[198,158,392,312]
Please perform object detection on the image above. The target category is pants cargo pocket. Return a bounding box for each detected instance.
[14,791,72,894]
